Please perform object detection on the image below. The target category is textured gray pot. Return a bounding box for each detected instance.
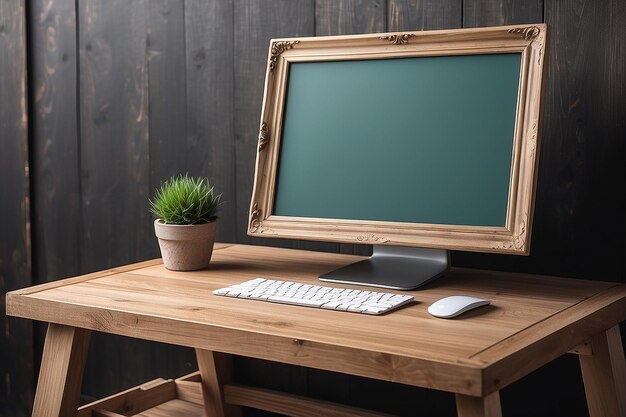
[154,219,218,271]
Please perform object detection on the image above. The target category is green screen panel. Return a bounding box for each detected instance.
[273,54,521,227]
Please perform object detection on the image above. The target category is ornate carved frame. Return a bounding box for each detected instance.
[248,24,547,255]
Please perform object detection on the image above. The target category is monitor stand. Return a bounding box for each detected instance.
[319,245,450,290]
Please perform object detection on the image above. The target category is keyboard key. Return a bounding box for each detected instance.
[268,296,325,307]
[213,278,414,315]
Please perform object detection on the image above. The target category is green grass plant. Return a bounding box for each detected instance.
[150,174,221,225]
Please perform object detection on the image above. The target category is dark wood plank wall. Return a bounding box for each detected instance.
[185,0,238,243]
[1,0,624,415]
[0,1,34,416]
[28,0,82,392]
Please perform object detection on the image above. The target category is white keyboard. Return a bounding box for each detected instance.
[212,278,414,315]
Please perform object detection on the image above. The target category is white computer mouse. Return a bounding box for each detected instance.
[427,295,491,318]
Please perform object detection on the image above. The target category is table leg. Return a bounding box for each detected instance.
[455,392,502,417]
[195,348,242,417]
[579,325,626,417]
[32,324,91,417]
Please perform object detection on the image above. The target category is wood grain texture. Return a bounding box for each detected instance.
[315,0,387,35]
[463,0,543,27]
[77,378,177,417]
[78,2,155,397]
[31,324,90,417]
[0,1,33,416]
[388,0,462,31]
[174,372,204,405]
[78,0,196,403]
[195,349,241,417]
[27,0,82,388]
[29,0,81,282]
[456,392,502,417]
[11,258,164,296]
[4,1,626,416]
[225,384,394,417]
[184,0,237,243]
[536,0,626,281]
[579,326,626,417]
[478,285,626,394]
[77,374,208,416]
[133,399,204,417]
[7,244,626,401]
[79,0,152,272]
[147,0,187,245]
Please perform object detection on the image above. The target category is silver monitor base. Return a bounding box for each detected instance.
[319,245,450,290]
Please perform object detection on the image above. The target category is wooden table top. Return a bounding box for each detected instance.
[7,243,626,396]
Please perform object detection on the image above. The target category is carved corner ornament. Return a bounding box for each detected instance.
[508,26,544,65]
[249,203,262,232]
[269,40,300,71]
[507,26,541,41]
[380,33,416,45]
[258,122,270,152]
[356,233,390,244]
[493,220,527,251]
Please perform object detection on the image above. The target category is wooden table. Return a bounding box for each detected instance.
[6,243,626,417]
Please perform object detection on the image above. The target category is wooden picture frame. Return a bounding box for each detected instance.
[248,24,547,254]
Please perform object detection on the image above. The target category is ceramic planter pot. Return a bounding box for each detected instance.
[154,219,218,271]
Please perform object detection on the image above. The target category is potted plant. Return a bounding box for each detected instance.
[150,174,221,271]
